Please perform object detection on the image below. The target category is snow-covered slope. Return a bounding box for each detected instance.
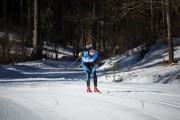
[0,38,180,120]
[0,82,180,120]
[98,38,180,84]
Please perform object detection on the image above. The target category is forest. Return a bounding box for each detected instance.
[0,0,180,64]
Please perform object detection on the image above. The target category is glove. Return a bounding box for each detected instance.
[78,52,84,58]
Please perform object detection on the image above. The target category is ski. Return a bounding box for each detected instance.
[88,91,110,94]
[99,91,110,94]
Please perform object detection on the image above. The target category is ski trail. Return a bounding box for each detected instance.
[0,82,180,120]
[100,91,180,109]
[97,84,180,120]
[87,96,159,120]
[0,97,42,120]
[51,96,59,106]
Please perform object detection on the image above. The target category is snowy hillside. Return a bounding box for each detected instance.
[98,38,180,84]
[0,38,180,120]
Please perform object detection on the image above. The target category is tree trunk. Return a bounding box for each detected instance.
[151,0,155,41]
[92,3,96,49]
[33,0,38,56]
[21,0,23,29]
[21,0,26,60]
[28,0,32,46]
[2,0,8,63]
[165,0,174,64]
[33,0,42,60]
[161,0,166,37]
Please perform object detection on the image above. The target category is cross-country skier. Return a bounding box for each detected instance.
[79,47,100,92]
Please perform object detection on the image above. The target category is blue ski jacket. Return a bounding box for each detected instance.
[81,51,99,72]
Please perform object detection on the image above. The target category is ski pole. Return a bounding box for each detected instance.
[78,63,82,68]
[65,57,81,70]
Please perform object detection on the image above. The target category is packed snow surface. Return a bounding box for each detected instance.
[0,38,180,120]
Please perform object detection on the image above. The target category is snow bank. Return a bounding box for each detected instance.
[98,38,180,84]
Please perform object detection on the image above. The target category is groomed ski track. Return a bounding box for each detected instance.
[0,81,180,120]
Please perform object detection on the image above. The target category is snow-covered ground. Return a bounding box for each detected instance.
[0,39,180,120]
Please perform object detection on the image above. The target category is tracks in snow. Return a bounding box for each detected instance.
[0,97,42,120]
[0,82,180,120]
[94,85,180,120]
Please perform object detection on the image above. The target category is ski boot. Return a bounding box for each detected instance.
[94,86,100,92]
[87,86,92,92]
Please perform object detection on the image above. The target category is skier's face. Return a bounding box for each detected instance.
[90,49,95,56]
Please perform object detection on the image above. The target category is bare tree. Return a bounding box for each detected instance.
[151,0,155,41]
[33,0,42,59]
[165,0,174,64]
[2,0,8,63]
[27,0,32,46]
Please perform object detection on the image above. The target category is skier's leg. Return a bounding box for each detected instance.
[82,63,91,72]
[92,71,99,92]
[82,63,91,85]
[92,71,97,86]
[86,71,91,92]
[82,63,92,92]
[85,71,91,86]
[92,65,97,86]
